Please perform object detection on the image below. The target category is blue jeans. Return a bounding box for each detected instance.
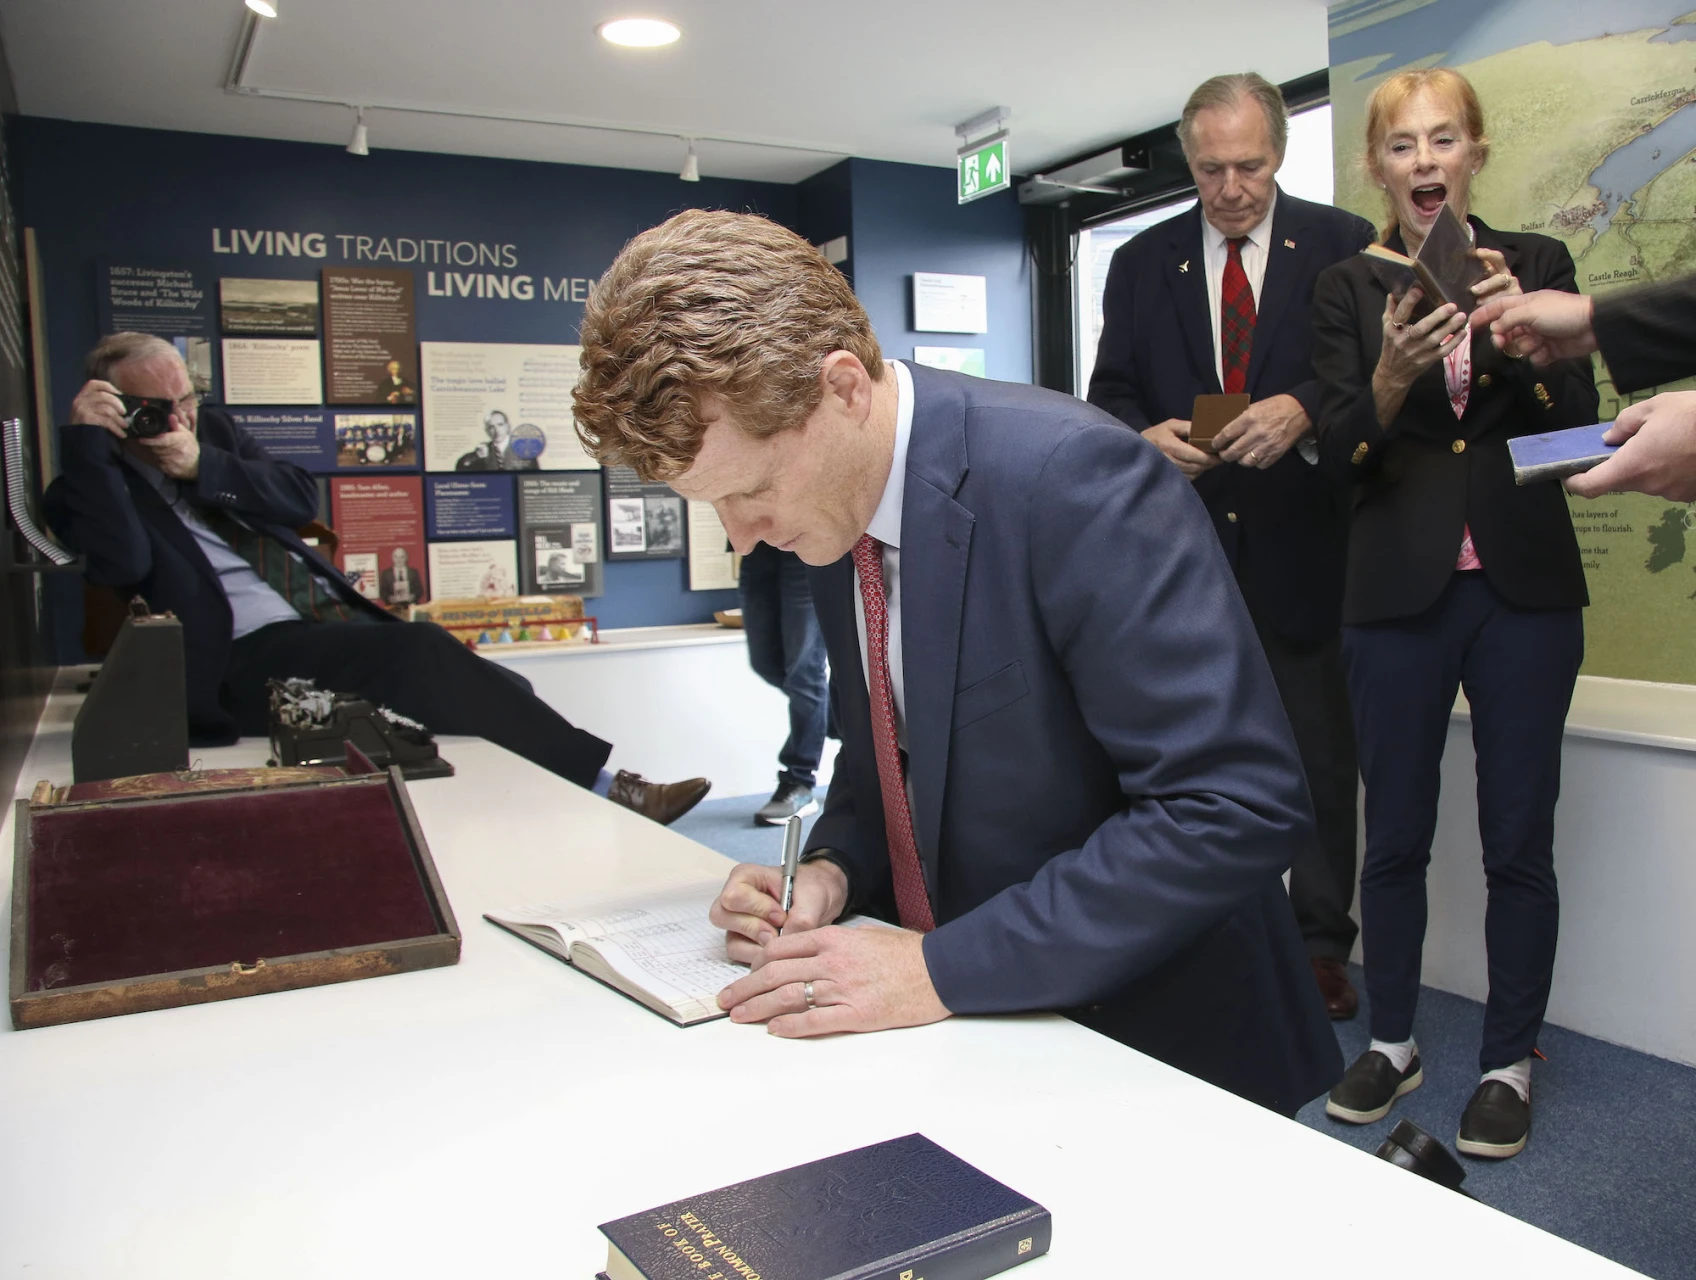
[739,543,829,790]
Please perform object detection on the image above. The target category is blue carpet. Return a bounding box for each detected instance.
[679,794,1696,1279]
[1297,965,1696,1279]
[669,790,823,866]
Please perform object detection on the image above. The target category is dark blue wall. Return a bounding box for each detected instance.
[849,158,1030,383]
[10,119,1030,659]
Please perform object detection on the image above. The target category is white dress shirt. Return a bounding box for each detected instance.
[1201,191,1277,389]
[1200,192,1318,464]
[852,358,914,751]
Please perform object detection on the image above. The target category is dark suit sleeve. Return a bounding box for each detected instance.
[1085,242,1154,431]
[920,422,1316,1012]
[1287,213,1378,428]
[1593,272,1696,394]
[188,412,317,527]
[43,424,153,587]
[803,677,890,913]
[1311,262,1389,477]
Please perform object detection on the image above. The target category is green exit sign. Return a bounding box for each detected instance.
[958,137,1009,203]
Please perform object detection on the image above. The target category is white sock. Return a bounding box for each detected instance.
[1481,1057,1532,1103]
[1369,1038,1417,1073]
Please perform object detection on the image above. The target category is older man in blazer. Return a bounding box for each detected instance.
[573,209,1342,1117]
[1088,73,1376,1019]
[45,333,710,825]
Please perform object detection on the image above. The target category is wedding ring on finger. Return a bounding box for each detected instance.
[1247,450,1259,464]
[802,980,817,1009]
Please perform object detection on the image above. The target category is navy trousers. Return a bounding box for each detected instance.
[1249,607,1360,963]
[224,619,614,787]
[738,542,829,790]
[1343,573,1582,1073]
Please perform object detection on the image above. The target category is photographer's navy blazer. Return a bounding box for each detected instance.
[46,408,390,743]
[806,363,1341,1116]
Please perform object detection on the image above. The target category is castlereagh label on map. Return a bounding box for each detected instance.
[1330,0,1696,683]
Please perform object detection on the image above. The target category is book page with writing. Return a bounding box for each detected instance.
[488,886,744,1023]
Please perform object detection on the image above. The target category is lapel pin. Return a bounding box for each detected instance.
[1284,238,1297,249]
[1178,260,1190,273]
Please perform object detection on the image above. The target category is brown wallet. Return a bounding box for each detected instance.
[1188,393,1250,453]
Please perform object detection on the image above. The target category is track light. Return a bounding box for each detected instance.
[347,107,369,156]
[245,0,278,16]
[680,139,699,182]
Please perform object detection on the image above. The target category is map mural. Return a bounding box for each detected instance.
[1330,0,1696,683]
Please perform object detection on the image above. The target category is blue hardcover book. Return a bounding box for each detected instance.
[596,1133,1051,1280]
[1509,422,1619,485]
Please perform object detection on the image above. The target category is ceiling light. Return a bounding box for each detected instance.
[598,18,680,48]
[347,108,369,156]
[245,0,278,17]
[679,139,699,182]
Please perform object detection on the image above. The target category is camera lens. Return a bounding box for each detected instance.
[125,405,172,439]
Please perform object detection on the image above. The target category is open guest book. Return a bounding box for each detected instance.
[486,885,742,1025]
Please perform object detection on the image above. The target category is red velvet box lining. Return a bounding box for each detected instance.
[26,782,443,991]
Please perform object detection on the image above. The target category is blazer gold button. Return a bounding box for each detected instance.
[1352,442,1369,465]
[1478,373,1493,388]
[1452,439,1466,453]
[1226,511,1239,523]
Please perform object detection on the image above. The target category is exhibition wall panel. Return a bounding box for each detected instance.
[8,118,798,658]
[9,120,1031,663]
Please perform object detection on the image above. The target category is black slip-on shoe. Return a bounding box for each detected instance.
[1456,1080,1530,1159]
[1326,1049,1424,1124]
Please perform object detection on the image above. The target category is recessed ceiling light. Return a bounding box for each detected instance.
[598,17,680,48]
[245,0,278,17]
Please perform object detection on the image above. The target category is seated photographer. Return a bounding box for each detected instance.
[45,333,710,825]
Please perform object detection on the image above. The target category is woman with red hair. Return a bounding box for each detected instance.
[1311,67,1597,1159]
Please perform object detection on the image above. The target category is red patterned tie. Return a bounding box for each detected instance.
[850,534,936,932]
[1221,237,1256,395]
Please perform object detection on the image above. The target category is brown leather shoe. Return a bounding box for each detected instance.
[1311,956,1359,1021]
[605,771,711,825]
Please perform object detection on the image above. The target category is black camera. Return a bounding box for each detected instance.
[119,394,176,439]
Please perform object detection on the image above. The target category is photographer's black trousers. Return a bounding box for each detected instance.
[223,619,613,787]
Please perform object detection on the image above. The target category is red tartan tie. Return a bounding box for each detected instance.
[851,534,936,932]
[1221,237,1256,395]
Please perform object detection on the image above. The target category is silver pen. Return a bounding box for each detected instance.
[778,813,803,933]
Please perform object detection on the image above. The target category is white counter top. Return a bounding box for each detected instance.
[0,674,1637,1277]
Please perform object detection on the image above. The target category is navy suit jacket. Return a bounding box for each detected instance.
[807,363,1342,1115]
[45,407,390,743]
[1593,271,1696,394]
[1087,189,1376,644]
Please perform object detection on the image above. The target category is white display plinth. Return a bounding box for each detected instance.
[483,623,834,799]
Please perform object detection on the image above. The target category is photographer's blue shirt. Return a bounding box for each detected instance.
[123,454,306,638]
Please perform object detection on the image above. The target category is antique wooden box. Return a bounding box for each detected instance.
[9,761,460,1030]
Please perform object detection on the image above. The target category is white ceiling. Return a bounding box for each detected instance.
[0,0,1331,183]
